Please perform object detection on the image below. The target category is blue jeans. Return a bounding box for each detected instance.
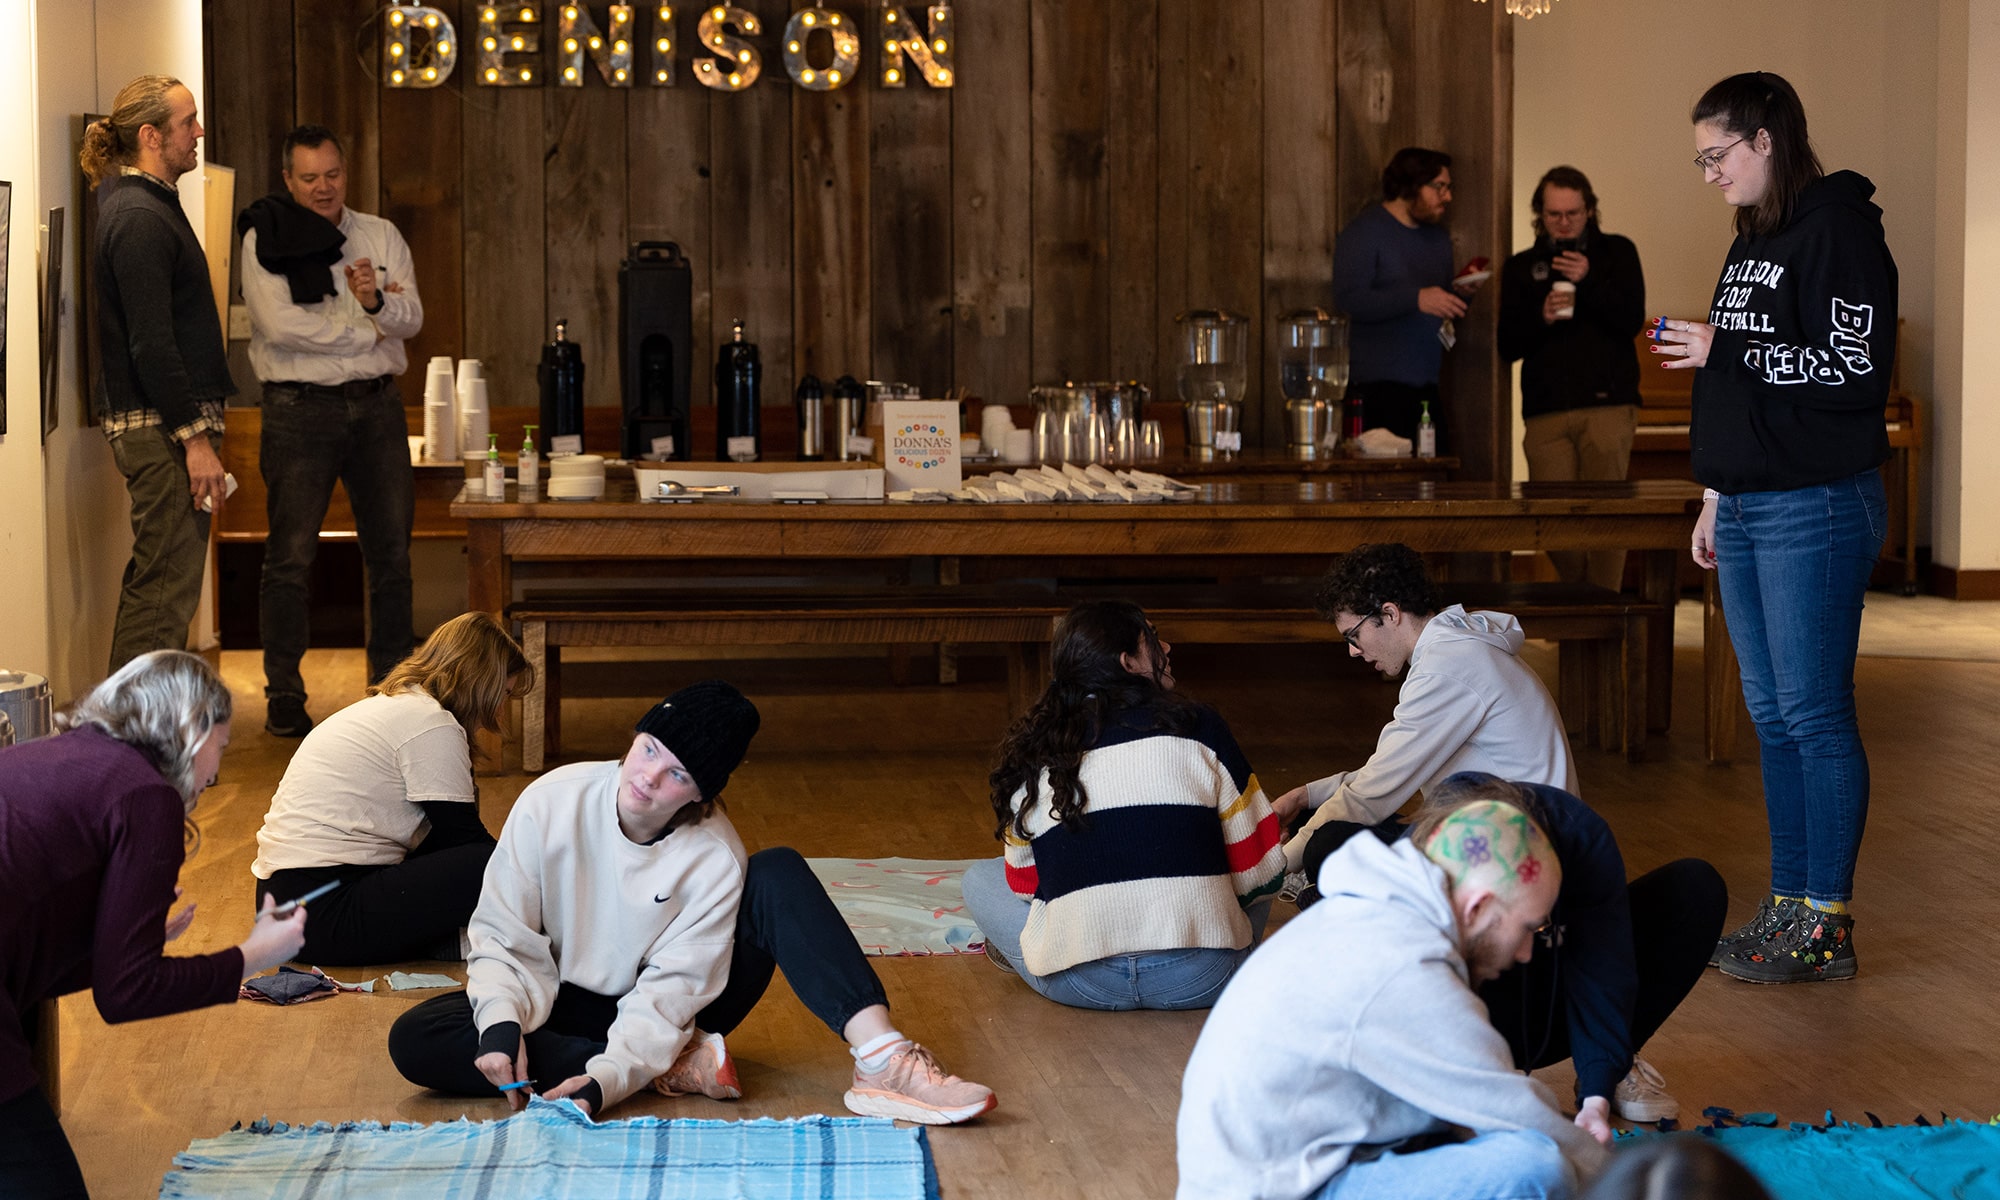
[1714,471,1886,904]
[258,378,416,699]
[1316,1130,1574,1200]
[960,857,1265,1011]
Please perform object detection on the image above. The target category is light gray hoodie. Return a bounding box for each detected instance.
[1175,833,1609,1200]
[1283,605,1576,869]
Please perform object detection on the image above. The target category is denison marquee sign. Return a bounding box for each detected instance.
[381,1,955,93]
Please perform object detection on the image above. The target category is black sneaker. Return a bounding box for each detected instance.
[1710,897,1788,967]
[1718,904,1856,983]
[265,696,314,738]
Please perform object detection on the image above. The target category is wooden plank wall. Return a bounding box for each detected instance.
[202,0,1510,470]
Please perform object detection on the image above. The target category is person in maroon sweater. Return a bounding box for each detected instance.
[0,651,306,1198]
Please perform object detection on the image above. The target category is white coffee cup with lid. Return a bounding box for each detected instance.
[1551,280,1577,320]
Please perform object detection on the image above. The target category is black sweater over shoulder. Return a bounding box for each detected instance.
[1690,170,1896,494]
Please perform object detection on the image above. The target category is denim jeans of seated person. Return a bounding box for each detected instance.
[960,857,1268,1012]
[1314,1130,1574,1200]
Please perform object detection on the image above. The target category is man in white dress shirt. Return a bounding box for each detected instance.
[239,125,423,736]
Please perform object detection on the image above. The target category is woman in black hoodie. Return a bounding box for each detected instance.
[1653,72,1895,985]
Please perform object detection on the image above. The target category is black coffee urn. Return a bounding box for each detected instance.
[618,241,693,460]
[537,318,585,453]
[715,318,761,461]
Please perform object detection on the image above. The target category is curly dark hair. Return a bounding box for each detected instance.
[1312,543,1442,622]
[1381,146,1452,202]
[988,600,1197,840]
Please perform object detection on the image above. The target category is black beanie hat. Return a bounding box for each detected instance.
[633,680,761,800]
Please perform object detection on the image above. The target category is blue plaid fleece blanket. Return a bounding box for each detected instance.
[161,1099,942,1200]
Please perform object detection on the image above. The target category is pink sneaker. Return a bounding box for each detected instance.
[651,1029,741,1100]
[843,1042,996,1125]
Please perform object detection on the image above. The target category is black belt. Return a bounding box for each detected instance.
[269,375,394,398]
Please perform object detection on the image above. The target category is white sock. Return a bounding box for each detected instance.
[852,1030,910,1073]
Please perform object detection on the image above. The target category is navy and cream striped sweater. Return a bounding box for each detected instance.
[1002,701,1285,976]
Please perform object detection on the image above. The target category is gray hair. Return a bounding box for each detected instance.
[58,650,232,806]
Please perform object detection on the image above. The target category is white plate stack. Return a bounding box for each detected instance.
[423,356,458,463]
[455,359,488,456]
[545,454,605,501]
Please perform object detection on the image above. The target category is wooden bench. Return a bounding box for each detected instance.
[510,579,1652,771]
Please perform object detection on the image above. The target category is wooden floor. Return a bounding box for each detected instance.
[54,618,2000,1198]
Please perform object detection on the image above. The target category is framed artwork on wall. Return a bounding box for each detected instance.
[0,180,11,436]
[41,206,63,441]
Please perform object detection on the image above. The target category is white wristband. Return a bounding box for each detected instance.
[1702,488,1720,502]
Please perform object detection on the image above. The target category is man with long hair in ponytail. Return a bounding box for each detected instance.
[80,75,236,672]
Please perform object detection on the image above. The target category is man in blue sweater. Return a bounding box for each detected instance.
[1333,147,1482,446]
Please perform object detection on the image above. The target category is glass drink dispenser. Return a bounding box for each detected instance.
[1278,309,1348,460]
[1176,310,1247,460]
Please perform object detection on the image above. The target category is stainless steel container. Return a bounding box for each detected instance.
[795,374,826,461]
[0,670,52,744]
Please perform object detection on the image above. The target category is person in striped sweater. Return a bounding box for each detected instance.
[962,600,1286,1010]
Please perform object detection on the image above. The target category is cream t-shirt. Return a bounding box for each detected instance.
[251,690,474,877]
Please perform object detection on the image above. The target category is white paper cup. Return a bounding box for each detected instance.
[1551,280,1576,320]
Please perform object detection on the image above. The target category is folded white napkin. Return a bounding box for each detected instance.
[1351,427,1414,458]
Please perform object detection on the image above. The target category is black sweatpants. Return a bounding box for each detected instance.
[387,847,889,1096]
[1481,857,1729,1077]
[257,840,494,966]
[0,1086,87,1199]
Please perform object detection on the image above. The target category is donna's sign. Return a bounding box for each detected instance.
[381,2,954,92]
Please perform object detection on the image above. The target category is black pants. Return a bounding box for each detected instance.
[387,847,889,1095]
[1348,380,1440,447]
[259,839,494,966]
[0,1086,88,1199]
[1482,858,1729,1075]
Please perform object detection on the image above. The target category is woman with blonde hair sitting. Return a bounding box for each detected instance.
[1,651,306,1195]
[252,611,529,965]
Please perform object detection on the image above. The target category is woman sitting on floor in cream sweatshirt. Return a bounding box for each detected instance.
[387,680,996,1124]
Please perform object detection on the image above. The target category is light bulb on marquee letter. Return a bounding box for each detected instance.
[782,8,859,91]
[384,0,460,87]
[878,3,953,88]
[558,4,636,86]
[693,4,761,91]
[476,3,542,86]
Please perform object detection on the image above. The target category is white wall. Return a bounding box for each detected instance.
[1510,2,1949,544]
[1932,0,2000,572]
[0,0,54,682]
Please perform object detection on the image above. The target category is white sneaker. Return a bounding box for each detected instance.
[1277,870,1312,903]
[1612,1057,1680,1123]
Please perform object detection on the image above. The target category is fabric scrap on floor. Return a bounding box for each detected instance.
[161,1098,942,1200]
[806,857,984,956]
[1621,1116,2000,1199]
[239,966,339,1006]
[385,971,461,990]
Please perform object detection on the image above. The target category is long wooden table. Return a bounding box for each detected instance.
[454,479,1735,762]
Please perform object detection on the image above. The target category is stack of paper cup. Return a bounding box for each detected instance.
[455,359,488,456]
[423,357,458,463]
[980,403,1015,453]
[1003,429,1034,464]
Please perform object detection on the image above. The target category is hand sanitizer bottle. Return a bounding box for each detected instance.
[518,425,540,500]
[1417,401,1437,459]
[484,433,506,501]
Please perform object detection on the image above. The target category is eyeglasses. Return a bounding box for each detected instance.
[1339,611,1379,650]
[1693,138,1745,173]
[1424,179,1453,195]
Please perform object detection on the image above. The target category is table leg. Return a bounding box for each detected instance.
[470,522,508,768]
[521,622,546,774]
[1704,571,1741,764]
[1641,549,1676,733]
